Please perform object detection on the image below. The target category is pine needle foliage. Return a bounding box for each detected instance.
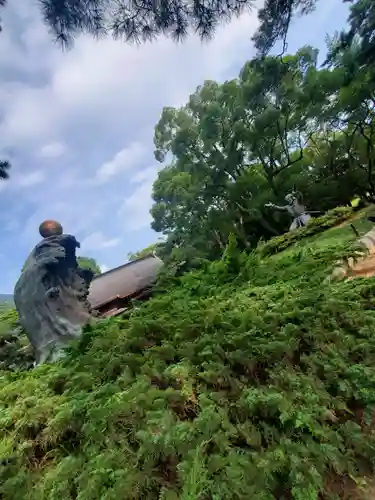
[1,212,375,499]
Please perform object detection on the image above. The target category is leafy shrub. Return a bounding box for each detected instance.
[1,215,375,499]
[0,307,34,371]
[258,206,355,256]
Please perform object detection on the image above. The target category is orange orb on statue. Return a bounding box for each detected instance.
[39,220,63,238]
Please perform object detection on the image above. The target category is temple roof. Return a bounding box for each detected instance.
[87,254,163,309]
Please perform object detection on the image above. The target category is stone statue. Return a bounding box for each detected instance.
[265,191,311,231]
[14,220,94,365]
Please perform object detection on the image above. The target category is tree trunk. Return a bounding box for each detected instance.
[259,214,280,236]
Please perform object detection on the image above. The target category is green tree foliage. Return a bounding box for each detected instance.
[326,0,375,70]
[253,0,317,54]
[34,0,293,48]
[0,307,33,370]
[0,159,10,180]
[77,257,101,276]
[0,0,7,34]
[150,35,375,267]
[23,0,369,63]
[0,0,324,54]
[0,2,10,179]
[127,243,163,261]
[1,215,375,499]
[0,0,370,66]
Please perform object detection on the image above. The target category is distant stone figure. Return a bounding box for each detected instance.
[265,191,311,231]
[14,222,94,365]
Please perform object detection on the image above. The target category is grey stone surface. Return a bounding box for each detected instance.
[14,234,94,365]
[265,191,312,230]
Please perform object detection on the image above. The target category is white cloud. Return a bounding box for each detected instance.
[80,231,120,252]
[21,198,109,246]
[100,264,109,273]
[39,141,65,158]
[16,170,45,188]
[0,0,349,293]
[1,86,55,145]
[95,142,145,184]
[0,8,260,152]
[130,166,159,184]
[119,166,159,231]
[3,218,20,232]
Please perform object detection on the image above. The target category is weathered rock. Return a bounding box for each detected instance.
[330,226,375,281]
[14,233,94,365]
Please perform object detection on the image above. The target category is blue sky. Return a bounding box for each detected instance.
[0,0,350,293]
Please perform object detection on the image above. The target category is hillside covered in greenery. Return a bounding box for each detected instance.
[2,210,375,499]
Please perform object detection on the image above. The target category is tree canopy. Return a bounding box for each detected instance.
[0,0,326,53]
[325,0,375,73]
[0,0,370,76]
[18,0,369,64]
[127,243,163,261]
[36,0,292,48]
[149,16,375,269]
[0,160,10,180]
[77,256,101,276]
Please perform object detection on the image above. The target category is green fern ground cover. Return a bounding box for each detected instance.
[1,211,375,499]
